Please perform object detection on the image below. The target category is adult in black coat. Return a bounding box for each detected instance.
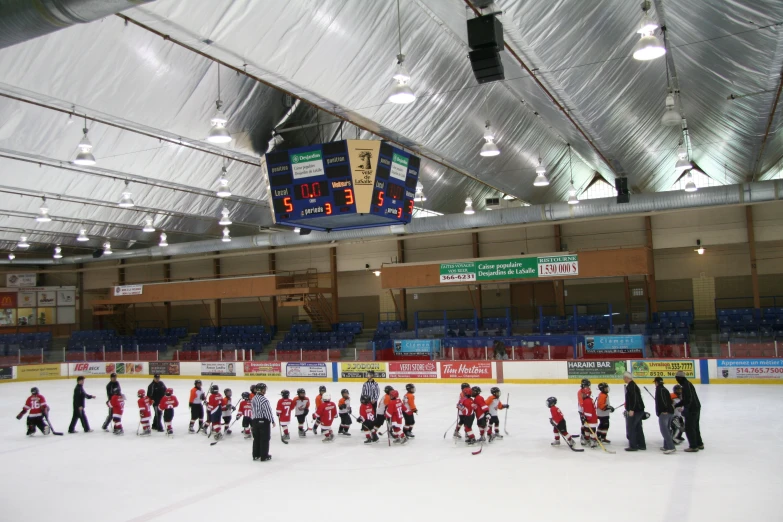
[623,371,646,451]
[101,373,121,431]
[147,374,167,431]
[654,377,675,453]
[675,371,703,452]
[69,376,95,433]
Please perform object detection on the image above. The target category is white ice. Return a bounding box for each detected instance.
[0,378,779,522]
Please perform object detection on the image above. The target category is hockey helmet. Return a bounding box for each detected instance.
[319,385,327,394]
[165,388,173,396]
[210,384,219,394]
[384,385,394,394]
[389,390,399,400]
[546,397,557,408]
[490,386,500,397]
[241,392,250,400]
[224,388,232,396]
[137,389,146,398]
[360,394,370,404]
[598,382,609,393]
[297,388,306,397]
[581,378,591,388]
[194,379,202,387]
[341,389,349,397]
[31,387,39,395]
[471,386,482,395]
[405,383,415,393]
[281,389,290,398]
[322,393,332,402]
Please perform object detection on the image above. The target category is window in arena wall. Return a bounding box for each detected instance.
[579,177,617,201]
[669,169,721,191]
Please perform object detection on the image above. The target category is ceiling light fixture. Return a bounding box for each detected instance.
[8,254,14,261]
[118,180,135,208]
[36,197,52,223]
[480,121,500,157]
[414,181,427,202]
[103,242,113,255]
[73,116,96,166]
[674,142,691,173]
[567,144,579,205]
[142,217,155,233]
[534,157,549,186]
[76,228,89,242]
[503,194,516,201]
[218,207,232,226]
[695,239,704,255]
[53,246,62,259]
[683,172,697,192]
[464,197,475,215]
[388,0,415,104]
[17,235,30,249]
[222,227,231,243]
[207,64,232,143]
[159,233,168,247]
[633,1,665,61]
[373,270,382,277]
[661,93,682,126]
[216,166,232,197]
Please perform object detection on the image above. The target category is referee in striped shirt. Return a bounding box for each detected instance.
[251,383,275,462]
[362,370,380,411]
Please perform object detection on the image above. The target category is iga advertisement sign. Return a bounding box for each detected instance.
[586,335,645,354]
[717,359,783,380]
[341,362,387,379]
[630,360,695,378]
[388,361,437,379]
[70,362,106,375]
[567,360,626,380]
[149,362,180,376]
[440,361,492,379]
[201,362,237,376]
[287,362,327,378]
[244,362,282,377]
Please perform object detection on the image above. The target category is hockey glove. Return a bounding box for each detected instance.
[303,408,309,416]
[16,412,23,420]
[356,417,364,424]
[236,413,241,420]
[503,405,510,409]
[608,406,615,413]
[312,413,317,420]
[642,412,651,420]
[549,418,557,427]
[412,409,418,414]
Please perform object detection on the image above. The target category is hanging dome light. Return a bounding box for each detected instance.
[103,242,113,255]
[533,158,550,186]
[675,157,691,173]
[221,227,231,243]
[567,182,579,205]
[142,218,155,233]
[76,228,89,242]
[502,193,516,201]
[479,121,500,157]
[17,235,30,249]
[207,64,232,143]
[53,246,62,259]
[7,253,14,261]
[218,207,232,226]
[661,94,682,126]
[73,121,96,166]
[159,233,168,247]
[388,55,416,104]
[373,270,382,277]
[683,172,697,192]
[118,180,135,208]
[36,197,52,223]
[216,166,232,197]
[695,240,704,255]
[413,181,427,202]
[633,5,665,61]
[464,197,475,215]
[676,145,688,159]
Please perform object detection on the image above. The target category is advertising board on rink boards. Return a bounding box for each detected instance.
[340,362,387,379]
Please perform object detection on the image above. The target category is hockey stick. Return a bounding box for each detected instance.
[442,418,458,439]
[386,420,391,446]
[549,419,584,452]
[583,422,615,454]
[44,413,63,436]
[471,439,484,455]
[503,393,510,436]
[279,421,289,445]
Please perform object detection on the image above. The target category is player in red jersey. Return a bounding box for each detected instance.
[313,385,327,434]
[206,385,224,440]
[137,390,153,436]
[356,394,379,444]
[236,392,253,439]
[577,378,591,445]
[458,387,478,445]
[548,397,574,447]
[313,393,337,442]
[159,388,179,436]
[472,386,490,442]
[221,388,235,435]
[582,385,598,448]
[110,389,125,435]
[293,388,310,438]
[276,389,294,441]
[453,383,471,439]
[385,390,407,444]
[17,387,50,436]
[337,389,353,436]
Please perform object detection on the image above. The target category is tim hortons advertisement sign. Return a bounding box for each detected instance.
[440,361,492,379]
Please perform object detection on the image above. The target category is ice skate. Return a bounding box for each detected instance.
[453,430,462,439]
[364,437,374,444]
[113,428,124,436]
[551,439,561,446]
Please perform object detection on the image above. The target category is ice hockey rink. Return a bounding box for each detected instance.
[1,378,779,522]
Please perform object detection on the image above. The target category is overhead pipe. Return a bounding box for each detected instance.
[3,181,780,266]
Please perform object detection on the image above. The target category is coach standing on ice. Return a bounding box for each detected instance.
[101,373,121,431]
[362,370,380,411]
[251,383,275,462]
[147,374,167,431]
[623,372,646,452]
[68,376,95,433]
[675,371,704,452]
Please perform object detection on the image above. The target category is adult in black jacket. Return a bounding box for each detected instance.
[675,371,703,452]
[101,373,121,431]
[68,376,95,433]
[147,374,167,431]
[623,372,646,451]
[654,377,675,453]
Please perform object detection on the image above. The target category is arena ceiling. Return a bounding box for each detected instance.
[0,0,781,257]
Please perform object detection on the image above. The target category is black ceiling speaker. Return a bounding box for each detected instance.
[91,249,104,259]
[467,14,505,84]
[615,177,630,204]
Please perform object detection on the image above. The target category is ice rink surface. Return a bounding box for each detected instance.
[1,378,780,522]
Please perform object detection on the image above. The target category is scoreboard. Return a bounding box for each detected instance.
[265,140,420,231]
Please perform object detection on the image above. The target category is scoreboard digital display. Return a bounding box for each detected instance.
[265,140,420,231]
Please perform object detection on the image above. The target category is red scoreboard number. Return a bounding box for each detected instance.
[333,188,354,206]
[294,181,329,200]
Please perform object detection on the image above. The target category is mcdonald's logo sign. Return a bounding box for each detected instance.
[0,293,17,309]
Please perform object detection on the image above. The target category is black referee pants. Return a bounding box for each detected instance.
[251,419,271,460]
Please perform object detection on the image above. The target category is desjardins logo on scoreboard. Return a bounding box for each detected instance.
[291,151,322,163]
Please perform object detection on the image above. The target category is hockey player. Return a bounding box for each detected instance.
[188,380,206,434]
[375,385,393,436]
[581,385,599,448]
[101,373,121,431]
[137,389,153,436]
[110,389,125,435]
[485,387,509,441]
[237,392,253,439]
[671,384,685,444]
[472,386,491,442]
[577,378,591,445]
[17,387,50,436]
[293,388,310,438]
[596,382,615,444]
[458,387,478,445]
[313,393,337,442]
[206,385,224,440]
[276,390,294,441]
[159,388,179,435]
[453,383,471,439]
[221,389,235,435]
[385,390,407,444]
[402,384,417,439]
[337,389,352,436]
[548,397,574,447]
[356,394,379,444]
[313,385,327,434]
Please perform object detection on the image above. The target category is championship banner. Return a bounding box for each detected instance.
[70,362,106,375]
[388,361,438,379]
[440,361,492,379]
[107,362,145,375]
[586,335,645,354]
[201,362,237,376]
[17,364,61,380]
[567,361,627,380]
[630,360,695,378]
[393,339,433,356]
[149,361,180,376]
[286,362,327,378]
[0,366,13,380]
[244,361,282,377]
[341,362,387,379]
[717,359,783,380]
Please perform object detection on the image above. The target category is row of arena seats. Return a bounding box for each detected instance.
[416,317,509,328]
[284,332,354,343]
[543,316,611,334]
[276,340,349,351]
[136,327,189,339]
[657,310,694,323]
[181,341,266,353]
[0,332,52,349]
[337,322,363,335]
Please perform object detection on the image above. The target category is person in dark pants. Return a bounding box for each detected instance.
[147,374,167,431]
[251,383,275,462]
[101,373,121,431]
[623,371,646,452]
[675,371,703,452]
[653,377,675,454]
[69,376,95,433]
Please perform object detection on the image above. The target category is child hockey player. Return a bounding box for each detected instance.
[221,388,235,435]
[548,397,574,447]
[596,382,615,443]
[472,386,490,442]
[276,390,294,441]
[375,385,393,436]
[206,385,224,440]
[577,378,591,445]
[402,383,417,439]
[110,389,125,435]
[385,390,407,444]
[453,383,471,439]
[485,387,509,441]
[237,392,253,439]
[671,384,685,444]
[337,389,352,436]
[313,393,337,442]
[16,387,50,436]
[293,388,310,437]
[458,387,477,445]
[159,388,179,435]
[188,380,206,434]
[356,394,379,444]
[313,385,327,434]
[581,384,599,448]
[137,389,153,436]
